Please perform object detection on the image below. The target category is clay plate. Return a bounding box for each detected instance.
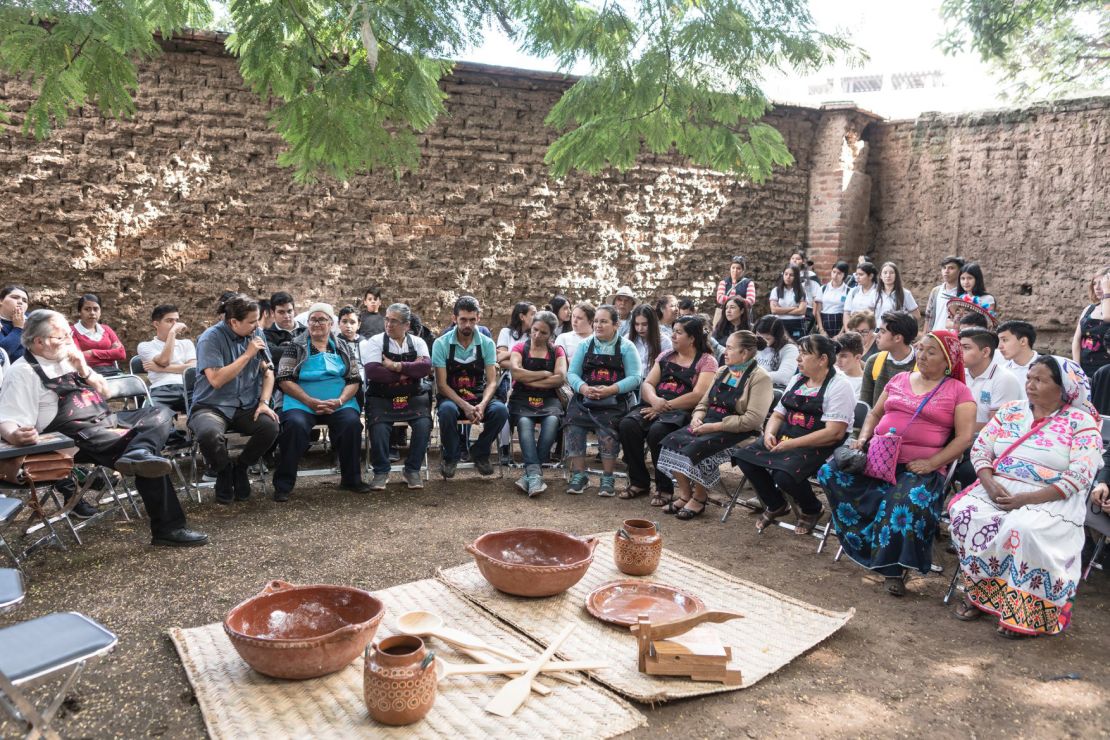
[585,580,705,627]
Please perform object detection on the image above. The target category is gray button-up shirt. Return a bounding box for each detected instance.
[191,321,268,419]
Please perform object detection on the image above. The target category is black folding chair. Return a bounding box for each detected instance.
[0,612,117,739]
[127,355,144,376]
[714,388,783,522]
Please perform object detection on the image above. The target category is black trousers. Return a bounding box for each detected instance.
[273,408,363,494]
[189,405,280,473]
[618,413,683,493]
[149,383,187,414]
[736,459,823,515]
[75,406,186,536]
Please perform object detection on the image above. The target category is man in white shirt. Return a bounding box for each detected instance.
[925,255,964,332]
[996,320,1039,393]
[137,304,197,413]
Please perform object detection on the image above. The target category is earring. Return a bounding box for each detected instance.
[945,368,951,376]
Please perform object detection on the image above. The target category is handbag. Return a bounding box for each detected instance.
[833,445,868,475]
[864,378,948,485]
[0,449,75,486]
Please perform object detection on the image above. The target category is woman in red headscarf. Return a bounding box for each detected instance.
[818,330,977,596]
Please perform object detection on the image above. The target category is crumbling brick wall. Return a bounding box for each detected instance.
[866,99,1110,352]
[0,33,822,351]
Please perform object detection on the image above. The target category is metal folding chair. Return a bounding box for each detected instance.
[0,568,23,613]
[0,612,117,740]
[713,389,783,522]
[128,355,144,376]
[811,400,871,552]
[0,496,24,572]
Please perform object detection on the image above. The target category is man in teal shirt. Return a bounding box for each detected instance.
[431,296,508,478]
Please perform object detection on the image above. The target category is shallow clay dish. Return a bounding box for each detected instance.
[466,528,599,597]
[224,580,385,679]
[585,580,705,627]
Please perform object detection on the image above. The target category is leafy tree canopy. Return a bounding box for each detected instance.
[0,1,854,183]
[940,0,1110,100]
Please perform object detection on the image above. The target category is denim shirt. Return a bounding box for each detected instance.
[191,321,269,418]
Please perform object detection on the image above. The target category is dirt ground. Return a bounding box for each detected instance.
[2,455,1108,739]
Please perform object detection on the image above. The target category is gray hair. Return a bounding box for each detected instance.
[21,309,66,349]
[386,303,411,324]
[532,310,558,336]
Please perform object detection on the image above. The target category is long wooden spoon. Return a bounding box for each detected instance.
[485,624,575,718]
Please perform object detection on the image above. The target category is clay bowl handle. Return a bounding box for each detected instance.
[262,579,295,595]
[581,536,600,554]
[465,542,487,560]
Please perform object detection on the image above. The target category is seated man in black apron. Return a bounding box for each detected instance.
[364,303,433,490]
[0,310,207,547]
[430,296,508,478]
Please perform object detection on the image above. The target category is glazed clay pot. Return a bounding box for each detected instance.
[224,580,385,679]
[614,519,662,576]
[363,635,437,726]
[466,528,599,597]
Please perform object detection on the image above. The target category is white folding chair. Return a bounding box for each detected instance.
[0,612,117,740]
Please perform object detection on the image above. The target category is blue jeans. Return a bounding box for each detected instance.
[273,407,362,494]
[369,417,432,474]
[515,415,560,468]
[438,400,509,463]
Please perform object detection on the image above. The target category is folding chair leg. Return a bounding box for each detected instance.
[0,663,72,740]
[0,533,23,573]
[46,489,82,546]
[943,568,962,604]
[815,519,835,553]
[718,474,752,523]
[1083,535,1106,581]
[834,545,844,562]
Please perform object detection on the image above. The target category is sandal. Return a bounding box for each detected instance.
[996,626,1034,640]
[676,496,707,521]
[618,485,650,500]
[794,508,824,536]
[649,492,670,507]
[953,599,982,622]
[884,573,907,597]
[662,498,689,515]
[755,505,791,533]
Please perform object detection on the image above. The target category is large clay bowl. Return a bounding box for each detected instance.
[224,580,385,679]
[466,528,599,597]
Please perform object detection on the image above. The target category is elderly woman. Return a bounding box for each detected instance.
[508,310,566,496]
[564,304,643,496]
[948,357,1103,637]
[820,330,976,596]
[618,316,718,504]
[273,303,368,500]
[70,293,126,374]
[734,335,855,534]
[656,330,773,518]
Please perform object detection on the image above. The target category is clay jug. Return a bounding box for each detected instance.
[363,635,437,726]
[614,519,662,576]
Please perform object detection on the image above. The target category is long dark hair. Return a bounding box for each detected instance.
[775,264,805,303]
[673,315,710,356]
[959,262,988,297]
[712,297,748,343]
[548,295,572,334]
[627,304,662,362]
[878,261,906,310]
[753,314,791,352]
[508,301,535,341]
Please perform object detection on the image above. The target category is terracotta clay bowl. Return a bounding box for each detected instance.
[585,580,705,627]
[466,528,599,597]
[224,580,385,679]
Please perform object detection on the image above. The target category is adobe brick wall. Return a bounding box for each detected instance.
[0,33,826,351]
[866,99,1110,352]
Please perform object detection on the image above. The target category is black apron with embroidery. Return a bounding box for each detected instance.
[507,340,563,418]
[28,354,127,452]
[564,337,630,428]
[730,372,843,482]
[366,334,431,423]
[1078,304,1110,378]
[701,364,756,424]
[639,351,703,425]
[441,339,487,406]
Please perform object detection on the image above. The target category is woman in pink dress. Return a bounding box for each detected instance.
[818,330,977,596]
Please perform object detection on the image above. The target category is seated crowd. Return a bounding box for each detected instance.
[0,256,1107,642]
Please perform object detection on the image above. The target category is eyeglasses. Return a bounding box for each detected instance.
[308,316,332,325]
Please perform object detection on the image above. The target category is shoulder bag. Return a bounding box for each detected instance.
[864,378,948,484]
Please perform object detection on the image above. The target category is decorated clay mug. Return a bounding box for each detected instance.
[614,519,663,576]
[363,635,437,726]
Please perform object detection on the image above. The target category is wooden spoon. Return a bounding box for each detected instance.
[485,624,575,717]
[435,658,606,682]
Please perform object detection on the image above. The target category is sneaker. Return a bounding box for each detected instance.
[514,475,530,494]
[598,474,617,497]
[566,472,589,495]
[526,475,548,498]
[388,447,401,462]
[202,468,218,483]
[272,488,291,503]
[70,499,99,520]
[369,473,389,491]
[474,456,495,476]
[403,470,424,489]
[341,481,373,494]
[440,460,457,480]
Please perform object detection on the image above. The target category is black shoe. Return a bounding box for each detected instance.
[272,489,290,503]
[460,448,471,462]
[233,463,252,500]
[214,466,234,504]
[70,499,99,520]
[115,448,172,478]
[151,528,209,547]
[440,460,457,479]
[388,447,401,462]
[474,456,495,476]
[341,481,373,494]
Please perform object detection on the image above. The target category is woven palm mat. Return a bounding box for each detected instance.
[168,578,645,739]
[438,534,855,703]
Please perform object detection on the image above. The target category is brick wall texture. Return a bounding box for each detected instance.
[0,34,1106,355]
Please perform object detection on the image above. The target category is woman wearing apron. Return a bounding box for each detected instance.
[563,305,643,496]
[656,330,773,518]
[815,260,851,337]
[618,316,717,504]
[364,303,433,490]
[273,304,367,500]
[732,334,855,535]
[507,311,566,497]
